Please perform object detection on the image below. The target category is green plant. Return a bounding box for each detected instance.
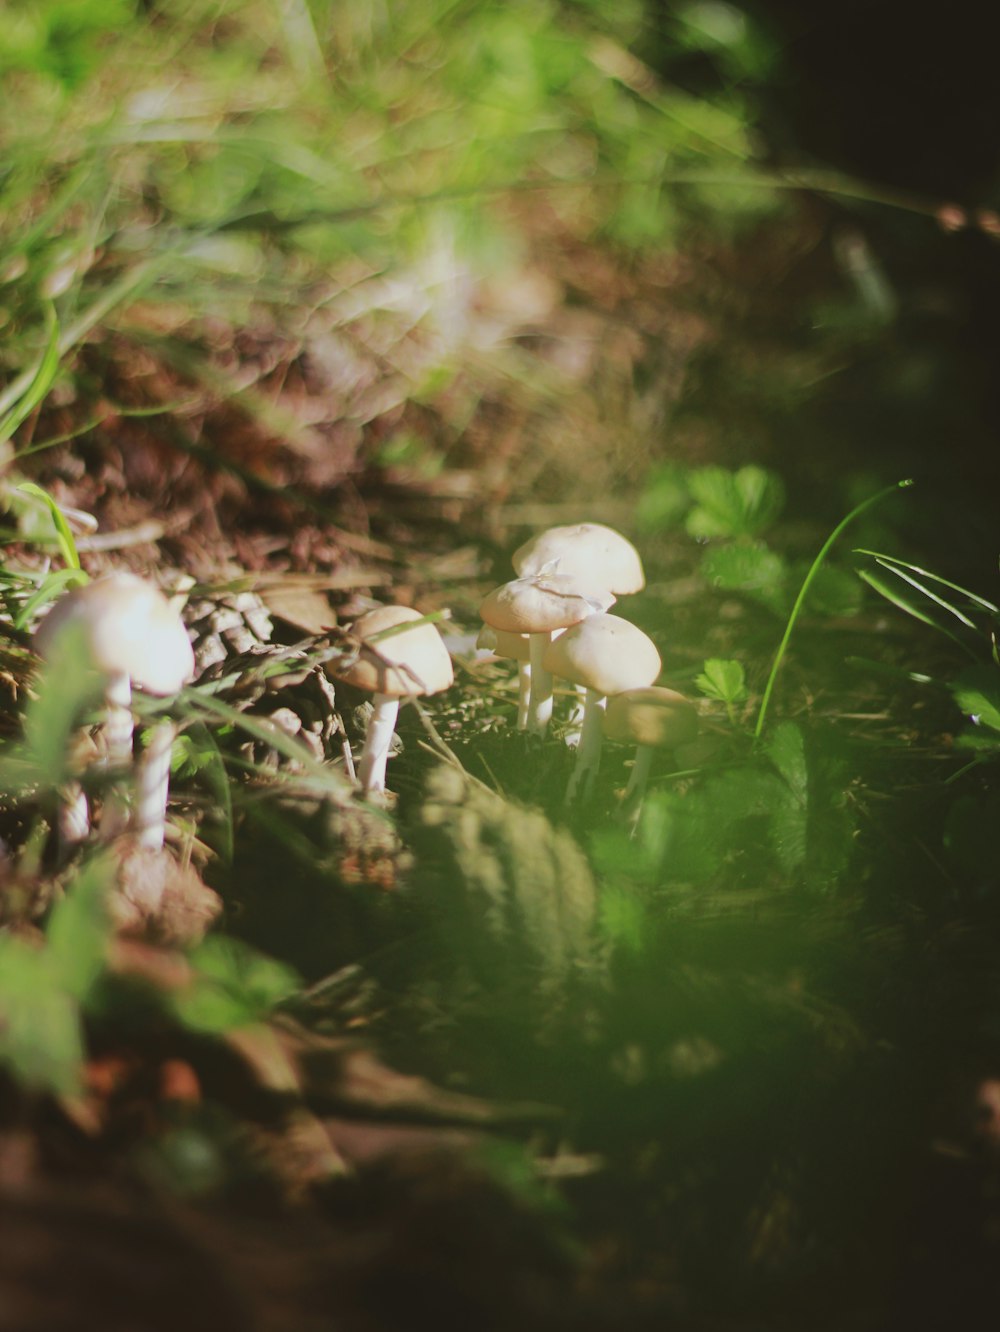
[854,544,1000,886]
[695,656,748,727]
[754,479,912,739]
[639,462,874,621]
[0,853,112,1093]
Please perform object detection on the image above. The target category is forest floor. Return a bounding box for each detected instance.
[3,180,1000,1332]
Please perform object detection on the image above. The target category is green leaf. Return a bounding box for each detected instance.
[760,723,809,873]
[686,465,785,539]
[21,620,104,790]
[951,665,1000,734]
[700,540,788,612]
[598,885,648,955]
[635,463,690,534]
[172,937,300,1035]
[766,722,808,804]
[46,855,114,1001]
[695,658,748,705]
[0,937,85,1096]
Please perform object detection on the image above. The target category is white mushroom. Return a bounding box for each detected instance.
[32,572,195,848]
[542,613,661,801]
[479,573,614,736]
[603,686,698,812]
[513,523,645,596]
[326,605,454,797]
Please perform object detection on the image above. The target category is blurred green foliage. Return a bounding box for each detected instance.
[0,0,779,413]
[0,854,111,1093]
[640,460,867,620]
[170,935,300,1034]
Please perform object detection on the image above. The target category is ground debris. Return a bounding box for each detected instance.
[223,786,413,979]
[112,842,222,946]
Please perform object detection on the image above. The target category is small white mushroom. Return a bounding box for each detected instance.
[603,686,698,814]
[542,613,661,801]
[479,573,614,736]
[32,572,195,848]
[326,605,454,797]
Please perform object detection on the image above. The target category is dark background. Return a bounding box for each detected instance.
[654,0,1000,575]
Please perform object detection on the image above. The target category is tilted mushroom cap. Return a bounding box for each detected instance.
[329,605,454,697]
[33,572,194,696]
[513,523,644,596]
[603,686,698,748]
[542,613,661,696]
[479,574,614,636]
[476,625,530,662]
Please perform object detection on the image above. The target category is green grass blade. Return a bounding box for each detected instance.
[180,690,350,799]
[13,567,90,632]
[856,569,978,658]
[853,548,1000,615]
[869,559,977,628]
[0,305,61,447]
[753,479,913,741]
[15,483,83,571]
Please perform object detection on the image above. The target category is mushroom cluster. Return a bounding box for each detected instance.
[28,521,686,834]
[479,570,614,735]
[478,521,697,802]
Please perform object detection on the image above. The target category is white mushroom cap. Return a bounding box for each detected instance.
[329,605,454,698]
[603,687,698,749]
[542,613,661,696]
[33,572,195,696]
[479,573,614,636]
[513,523,644,596]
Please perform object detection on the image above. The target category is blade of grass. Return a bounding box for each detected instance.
[15,484,84,572]
[754,478,913,742]
[866,564,977,630]
[853,548,1000,615]
[0,305,61,447]
[180,689,351,798]
[13,567,90,632]
[856,569,979,659]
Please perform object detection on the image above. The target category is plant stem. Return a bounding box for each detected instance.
[753,478,913,742]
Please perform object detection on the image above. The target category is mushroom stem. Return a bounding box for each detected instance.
[564,683,588,748]
[135,720,177,851]
[516,661,531,731]
[623,744,653,801]
[58,782,90,851]
[357,693,401,794]
[527,632,554,735]
[566,688,606,802]
[100,669,133,839]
